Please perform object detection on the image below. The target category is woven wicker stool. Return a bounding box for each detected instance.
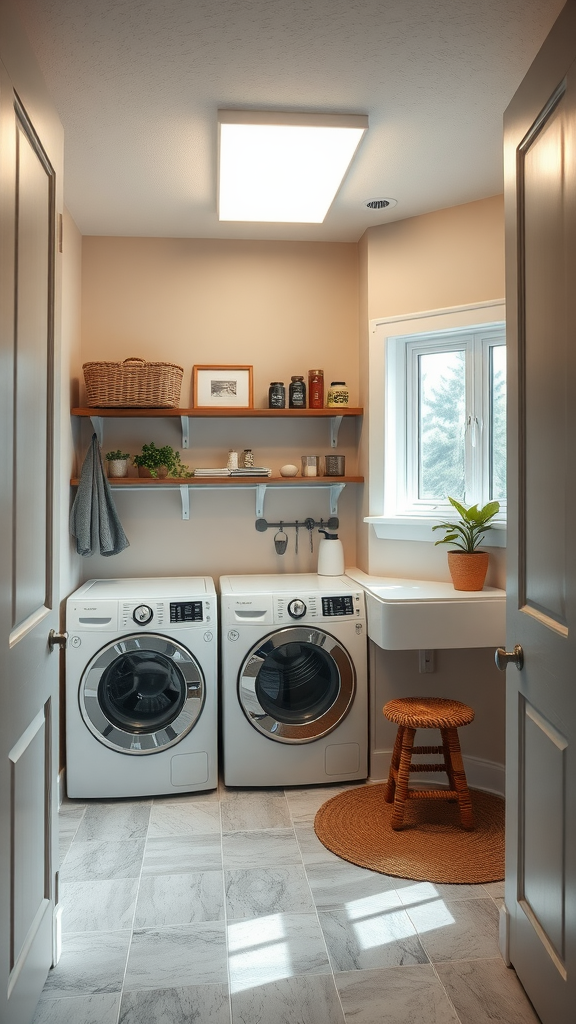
[383,697,475,830]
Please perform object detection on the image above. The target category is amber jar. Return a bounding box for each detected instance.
[308,369,324,409]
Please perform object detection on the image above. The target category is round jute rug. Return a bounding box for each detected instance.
[314,784,504,884]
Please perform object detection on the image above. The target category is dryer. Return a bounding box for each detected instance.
[66,577,217,798]
[220,573,368,787]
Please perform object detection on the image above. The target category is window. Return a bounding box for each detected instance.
[402,325,506,514]
[365,302,506,544]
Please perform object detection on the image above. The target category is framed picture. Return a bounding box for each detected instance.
[193,365,254,409]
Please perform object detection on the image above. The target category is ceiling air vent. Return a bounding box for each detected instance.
[363,197,397,210]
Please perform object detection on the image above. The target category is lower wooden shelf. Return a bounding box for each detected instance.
[70,475,364,519]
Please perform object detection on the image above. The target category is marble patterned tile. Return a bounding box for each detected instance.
[32,993,121,1024]
[124,923,228,990]
[294,824,343,866]
[230,973,346,1024]
[59,803,86,834]
[41,931,131,998]
[406,896,501,963]
[228,913,331,991]
[61,878,138,932]
[220,789,292,831]
[394,878,493,905]
[319,907,428,972]
[305,860,397,912]
[222,828,302,869]
[435,958,541,1023]
[142,834,222,875]
[482,881,506,899]
[59,840,145,882]
[73,800,151,842]
[284,785,349,825]
[335,964,461,1024]
[148,800,221,837]
[118,984,231,1024]
[225,865,315,919]
[134,871,225,926]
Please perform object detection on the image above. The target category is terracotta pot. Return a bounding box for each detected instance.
[138,465,168,478]
[447,550,489,591]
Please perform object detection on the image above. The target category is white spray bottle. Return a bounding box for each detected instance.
[317,529,345,576]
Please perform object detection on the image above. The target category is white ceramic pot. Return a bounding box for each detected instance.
[280,464,299,477]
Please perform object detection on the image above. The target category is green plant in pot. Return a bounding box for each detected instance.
[133,442,192,479]
[432,497,500,591]
[105,449,130,478]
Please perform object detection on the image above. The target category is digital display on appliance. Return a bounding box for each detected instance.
[322,596,354,616]
[170,601,203,622]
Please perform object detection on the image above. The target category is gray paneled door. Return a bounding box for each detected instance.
[504,2,576,1021]
[0,5,63,1021]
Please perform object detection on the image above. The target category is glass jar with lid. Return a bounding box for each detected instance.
[326,381,349,407]
[268,382,286,408]
[308,369,324,409]
[289,375,306,409]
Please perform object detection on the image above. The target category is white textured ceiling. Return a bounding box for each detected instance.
[12,0,565,240]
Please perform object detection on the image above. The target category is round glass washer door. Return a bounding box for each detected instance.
[238,626,355,743]
[79,634,205,755]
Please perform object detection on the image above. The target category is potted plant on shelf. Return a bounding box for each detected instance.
[105,449,130,478]
[133,442,193,479]
[432,497,500,591]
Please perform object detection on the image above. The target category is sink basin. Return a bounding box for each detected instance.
[345,569,506,650]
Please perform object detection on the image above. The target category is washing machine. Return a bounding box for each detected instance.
[66,577,218,798]
[220,573,368,787]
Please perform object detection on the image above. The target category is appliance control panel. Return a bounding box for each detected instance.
[170,600,204,623]
[322,595,355,616]
[275,590,363,622]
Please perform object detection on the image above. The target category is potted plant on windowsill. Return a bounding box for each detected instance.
[133,442,193,479]
[105,449,130,478]
[432,497,500,591]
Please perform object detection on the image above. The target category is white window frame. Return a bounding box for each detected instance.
[365,300,506,545]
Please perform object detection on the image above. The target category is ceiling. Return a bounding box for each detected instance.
[13,0,565,241]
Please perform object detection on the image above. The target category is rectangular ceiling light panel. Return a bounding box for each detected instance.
[218,110,368,223]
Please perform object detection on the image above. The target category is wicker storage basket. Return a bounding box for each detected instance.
[83,357,183,408]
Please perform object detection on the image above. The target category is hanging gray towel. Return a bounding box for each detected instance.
[70,433,130,556]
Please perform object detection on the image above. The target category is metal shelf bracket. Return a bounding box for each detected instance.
[180,416,190,448]
[255,484,267,518]
[330,415,343,448]
[180,485,190,520]
[330,483,346,515]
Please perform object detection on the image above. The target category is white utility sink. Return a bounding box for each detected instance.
[345,568,506,650]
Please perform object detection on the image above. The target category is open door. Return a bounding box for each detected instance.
[0,3,63,1022]
[503,2,576,1021]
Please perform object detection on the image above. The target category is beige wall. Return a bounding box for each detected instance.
[358,195,506,589]
[356,196,507,785]
[78,237,360,582]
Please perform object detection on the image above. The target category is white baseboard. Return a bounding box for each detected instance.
[369,749,505,797]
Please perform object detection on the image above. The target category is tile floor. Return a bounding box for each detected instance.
[33,782,541,1024]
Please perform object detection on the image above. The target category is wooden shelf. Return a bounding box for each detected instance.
[71,406,363,418]
[71,476,363,486]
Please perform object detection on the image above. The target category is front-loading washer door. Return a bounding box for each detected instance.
[238,626,355,743]
[80,633,205,754]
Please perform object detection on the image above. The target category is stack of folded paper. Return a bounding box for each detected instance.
[230,467,272,476]
[193,468,230,476]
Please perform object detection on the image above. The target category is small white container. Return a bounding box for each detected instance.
[317,530,345,576]
[280,464,299,477]
[301,455,320,477]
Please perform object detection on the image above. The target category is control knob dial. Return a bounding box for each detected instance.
[287,598,307,619]
[133,604,153,625]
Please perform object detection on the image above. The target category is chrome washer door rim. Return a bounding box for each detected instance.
[80,633,205,755]
[238,626,355,744]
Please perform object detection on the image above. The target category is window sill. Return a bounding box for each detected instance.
[364,516,507,547]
